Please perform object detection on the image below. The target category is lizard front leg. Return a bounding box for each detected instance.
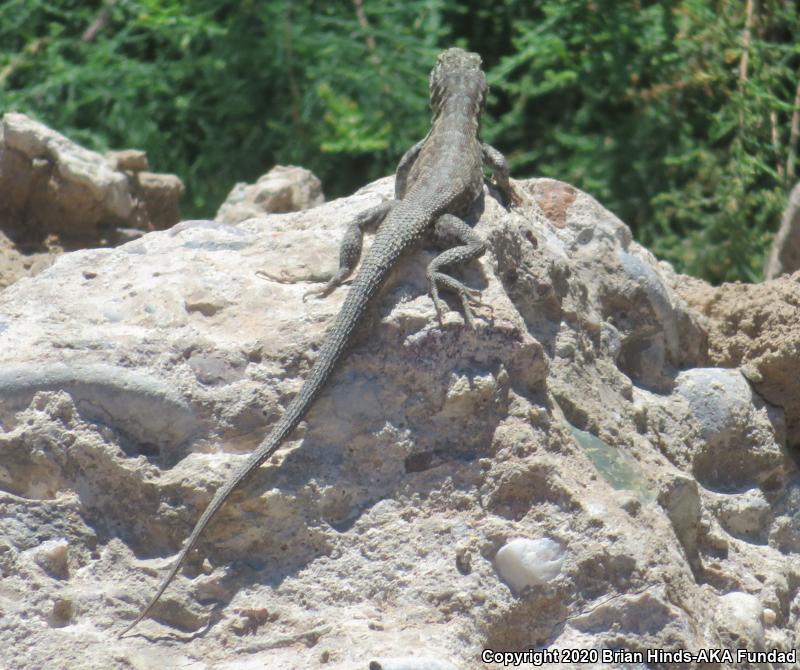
[304,199,396,300]
[482,142,522,207]
[426,214,488,328]
[307,134,424,299]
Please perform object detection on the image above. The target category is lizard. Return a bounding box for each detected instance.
[119,47,519,637]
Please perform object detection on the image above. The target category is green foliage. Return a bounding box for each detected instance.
[488,0,800,282]
[1,0,798,283]
[0,0,446,214]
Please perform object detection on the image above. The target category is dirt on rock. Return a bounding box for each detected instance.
[677,271,800,449]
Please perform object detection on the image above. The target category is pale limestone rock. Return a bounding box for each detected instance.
[0,113,183,288]
[0,174,797,669]
[105,149,149,173]
[707,487,772,543]
[215,165,324,224]
[1,112,132,219]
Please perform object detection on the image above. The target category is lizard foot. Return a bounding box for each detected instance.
[458,286,494,328]
[302,269,352,302]
[491,181,524,209]
[302,285,334,302]
[429,273,488,329]
[256,270,347,301]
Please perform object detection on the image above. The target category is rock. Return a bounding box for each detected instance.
[30,538,70,579]
[677,271,800,449]
[657,474,701,566]
[49,597,73,627]
[369,659,459,670]
[0,112,132,225]
[0,113,184,289]
[105,149,149,173]
[674,368,787,491]
[1,174,798,668]
[215,165,324,223]
[763,606,777,626]
[765,181,800,279]
[494,537,565,591]
[706,488,772,544]
[716,592,765,649]
[131,171,185,231]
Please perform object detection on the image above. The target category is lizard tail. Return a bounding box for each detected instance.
[116,439,284,638]
[118,268,382,638]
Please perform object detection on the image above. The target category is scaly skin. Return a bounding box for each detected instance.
[119,47,518,637]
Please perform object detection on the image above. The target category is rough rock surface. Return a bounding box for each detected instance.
[1,175,798,670]
[215,165,325,224]
[676,272,800,451]
[0,113,184,288]
[765,181,800,279]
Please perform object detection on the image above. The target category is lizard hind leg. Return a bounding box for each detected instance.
[426,214,488,328]
[303,199,395,301]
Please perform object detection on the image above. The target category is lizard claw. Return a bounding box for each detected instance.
[303,278,353,302]
[495,181,523,209]
[507,185,524,209]
[302,286,330,302]
[430,283,489,329]
[303,268,352,302]
[459,287,493,328]
[256,269,289,283]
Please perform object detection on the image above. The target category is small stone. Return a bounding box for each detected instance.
[495,537,565,592]
[716,592,764,646]
[215,165,324,223]
[620,494,641,516]
[369,659,459,670]
[105,149,149,172]
[50,598,72,627]
[712,488,771,542]
[231,607,273,636]
[32,539,69,580]
[762,607,777,625]
[455,545,471,575]
[471,589,486,604]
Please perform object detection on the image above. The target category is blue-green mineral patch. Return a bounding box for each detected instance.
[568,424,654,503]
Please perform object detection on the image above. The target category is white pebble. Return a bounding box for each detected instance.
[495,537,565,592]
[370,658,458,670]
[716,592,764,644]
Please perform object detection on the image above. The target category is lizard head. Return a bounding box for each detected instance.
[429,47,487,120]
